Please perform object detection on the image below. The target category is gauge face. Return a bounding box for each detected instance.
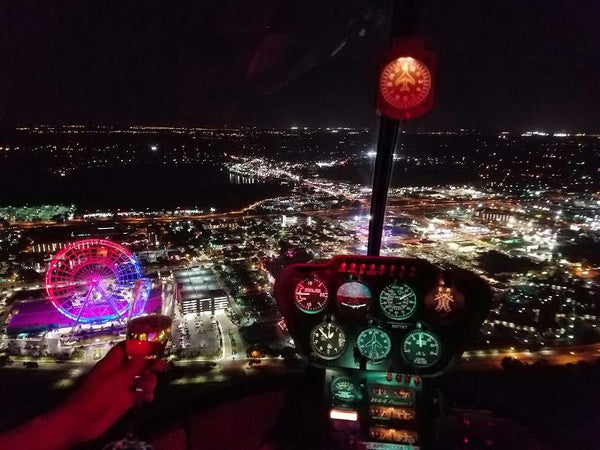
[356,327,392,361]
[337,281,371,311]
[331,377,361,403]
[310,322,347,360]
[379,57,431,110]
[294,278,328,313]
[379,283,417,320]
[401,330,441,368]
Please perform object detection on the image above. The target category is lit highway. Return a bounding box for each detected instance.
[458,343,600,370]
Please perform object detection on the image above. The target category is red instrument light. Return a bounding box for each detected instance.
[387,372,393,382]
[376,37,436,121]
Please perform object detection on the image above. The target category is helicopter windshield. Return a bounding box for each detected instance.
[0,1,599,449]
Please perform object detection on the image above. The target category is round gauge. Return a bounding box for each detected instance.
[337,281,371,311]
[356,327,392,361]
[379,57,431,110]
[379,283,417,320]
[310,322,347,360]
[294,278,328,314]
[401,330,441,368]
[331,377,361,403]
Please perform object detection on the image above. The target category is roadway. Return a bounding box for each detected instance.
[459,343,600,370]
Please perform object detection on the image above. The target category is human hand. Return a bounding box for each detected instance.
[59,341,166,444]
[0,341,166,450]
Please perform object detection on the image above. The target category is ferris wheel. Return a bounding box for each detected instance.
[45,239,144,324]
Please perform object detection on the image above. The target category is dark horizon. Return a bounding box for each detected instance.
[1,0,600,131]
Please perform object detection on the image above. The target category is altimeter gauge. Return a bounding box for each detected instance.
[310,322,347,360]
[294,278,328,313]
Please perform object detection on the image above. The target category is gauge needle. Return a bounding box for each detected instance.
[396,292,414,302]
[418,334,423,347]
[319,328,328,339]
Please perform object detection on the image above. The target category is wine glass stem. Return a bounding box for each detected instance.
[126,391,145,441]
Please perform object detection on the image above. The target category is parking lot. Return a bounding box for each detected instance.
[172,313,222,359]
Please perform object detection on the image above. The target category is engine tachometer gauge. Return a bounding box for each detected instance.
[337,281,371,311]
[310,322,347,360]
[401,329,441,368]
[294,278,328,314]
[331,377,361,403]
[356,327,392,361]
[379,283,417,320]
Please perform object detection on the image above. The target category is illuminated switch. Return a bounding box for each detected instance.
[386,372,393,382]
[396,373,403,383]
[378,264,386,275]
[359,263,366,274]
[404,374,411,384]
[340,262,347,272]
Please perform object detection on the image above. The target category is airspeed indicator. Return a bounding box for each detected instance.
[379,283,417,320]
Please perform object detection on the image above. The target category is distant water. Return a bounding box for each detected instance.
[0,164,291,211]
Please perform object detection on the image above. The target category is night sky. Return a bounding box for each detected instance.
[1,0,599,131]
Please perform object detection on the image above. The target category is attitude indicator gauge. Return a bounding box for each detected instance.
[337,281,371,311]
[310,322,347,360]
[401,329,441,368]
[379,283,417,320]
[331,377,361,403]
[294,278,328,314]
[356,327,392,361]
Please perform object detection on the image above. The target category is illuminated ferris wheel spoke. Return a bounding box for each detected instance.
[67,283,97,341]
[95,283,127,323]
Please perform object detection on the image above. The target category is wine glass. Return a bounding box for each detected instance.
[103,280,175,449]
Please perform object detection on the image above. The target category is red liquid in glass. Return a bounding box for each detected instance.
[126,314,172,359]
